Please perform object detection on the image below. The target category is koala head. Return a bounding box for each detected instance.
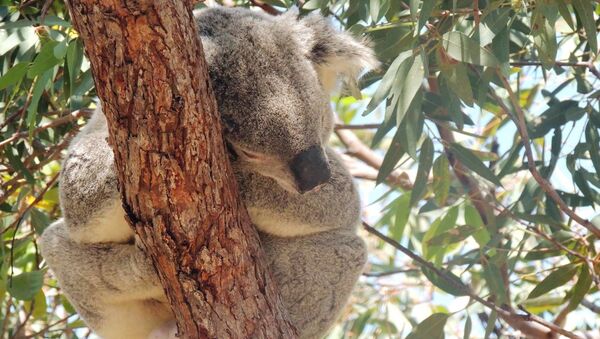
[195,8,377,193]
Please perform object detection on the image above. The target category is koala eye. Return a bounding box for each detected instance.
[239,148,261,160]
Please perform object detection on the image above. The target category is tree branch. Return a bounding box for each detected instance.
[65,1,296,337]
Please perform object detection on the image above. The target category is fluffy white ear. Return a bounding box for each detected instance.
[286,11,379,93]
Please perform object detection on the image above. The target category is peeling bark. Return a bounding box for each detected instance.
[65,0,297,337]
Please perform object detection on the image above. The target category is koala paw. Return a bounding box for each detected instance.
[148,320,178,339]
[131,246,162,288]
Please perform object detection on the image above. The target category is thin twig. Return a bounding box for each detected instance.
[363,267,419,277]
[510,60,600,79]
[582,299,600,314]
[496,72,600,238]
[334,123,381,130]
[0,298,13,339]
[21,316,72,339]
[0,109,89,150]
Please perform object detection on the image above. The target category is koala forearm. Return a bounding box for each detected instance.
[40,220,163,303]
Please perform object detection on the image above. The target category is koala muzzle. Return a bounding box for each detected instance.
[290,145,331,193]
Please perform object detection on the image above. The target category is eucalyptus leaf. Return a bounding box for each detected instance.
[441,31,499,67]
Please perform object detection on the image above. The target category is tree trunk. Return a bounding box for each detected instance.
[65,0,297,337]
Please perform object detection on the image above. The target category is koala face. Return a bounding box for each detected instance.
[195,8,377,193]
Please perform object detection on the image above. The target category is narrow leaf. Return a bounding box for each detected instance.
[572,0,598,54]
[450,143,502,186]
[0,62,28,90]
[411,137,434,206]
[406,313,449,339]
[442,31,499,67]
[528,265,578,299]
[432,154,450,206]
[7,271,44,300]
[567,266,592,311]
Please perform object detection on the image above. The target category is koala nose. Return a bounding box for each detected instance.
[290,146,331,193]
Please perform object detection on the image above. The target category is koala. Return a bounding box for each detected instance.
[40,7,377,339]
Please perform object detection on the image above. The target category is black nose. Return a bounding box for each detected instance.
[290,146,331,193]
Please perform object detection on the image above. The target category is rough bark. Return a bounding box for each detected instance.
[65,0,297,338]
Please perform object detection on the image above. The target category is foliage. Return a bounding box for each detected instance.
[1,0,600,338]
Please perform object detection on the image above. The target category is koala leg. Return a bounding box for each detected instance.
[40,220,171,339]
[260,229,367,339]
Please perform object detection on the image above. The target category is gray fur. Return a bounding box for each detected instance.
[40,7,376,339]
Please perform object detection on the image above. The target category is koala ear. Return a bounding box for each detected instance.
[288,11,379,93]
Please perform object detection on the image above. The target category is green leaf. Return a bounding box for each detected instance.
[53,38,68,60]
[483,262,508,304]
[27,40,61,78]
[388,55,425,124]
[572,0,598,54]
[464,205,491,246]
[67,319,88,329]
[491,26,510,65]
[349,308,373,335]
[555,0,575,30]
[302,0,326,10]
[531,6,558,69]
[30,208,51,235]
[573,169,596,203]
[363,51,412,116]
[417,0,436,35]
[4,148,34,184]
[406,313,449,339]
[529,100,585,138]
[463,316,472,339]
[376,128,405,184]
[370,0,380,22]
[0,62,28,90]
[409,0,419,19]
[585,122,600,175]
[567,266,592,311]
[27,69,53,134]
[449,143,502,186]
[422,267,469,296]
[438,76,464,129]
[411,137,433,206]
[399,90,424,158]
[484,311,497,339]
[423,206,459,259]
[392,194,411,240]
[66,39,83,92]
[432,154,450,206]
[31,289,47,320]
[441,62,474,106]
[7,270,44,300]
[441,31,499,67]
[427,224,477,246]
[528,265,578,299]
